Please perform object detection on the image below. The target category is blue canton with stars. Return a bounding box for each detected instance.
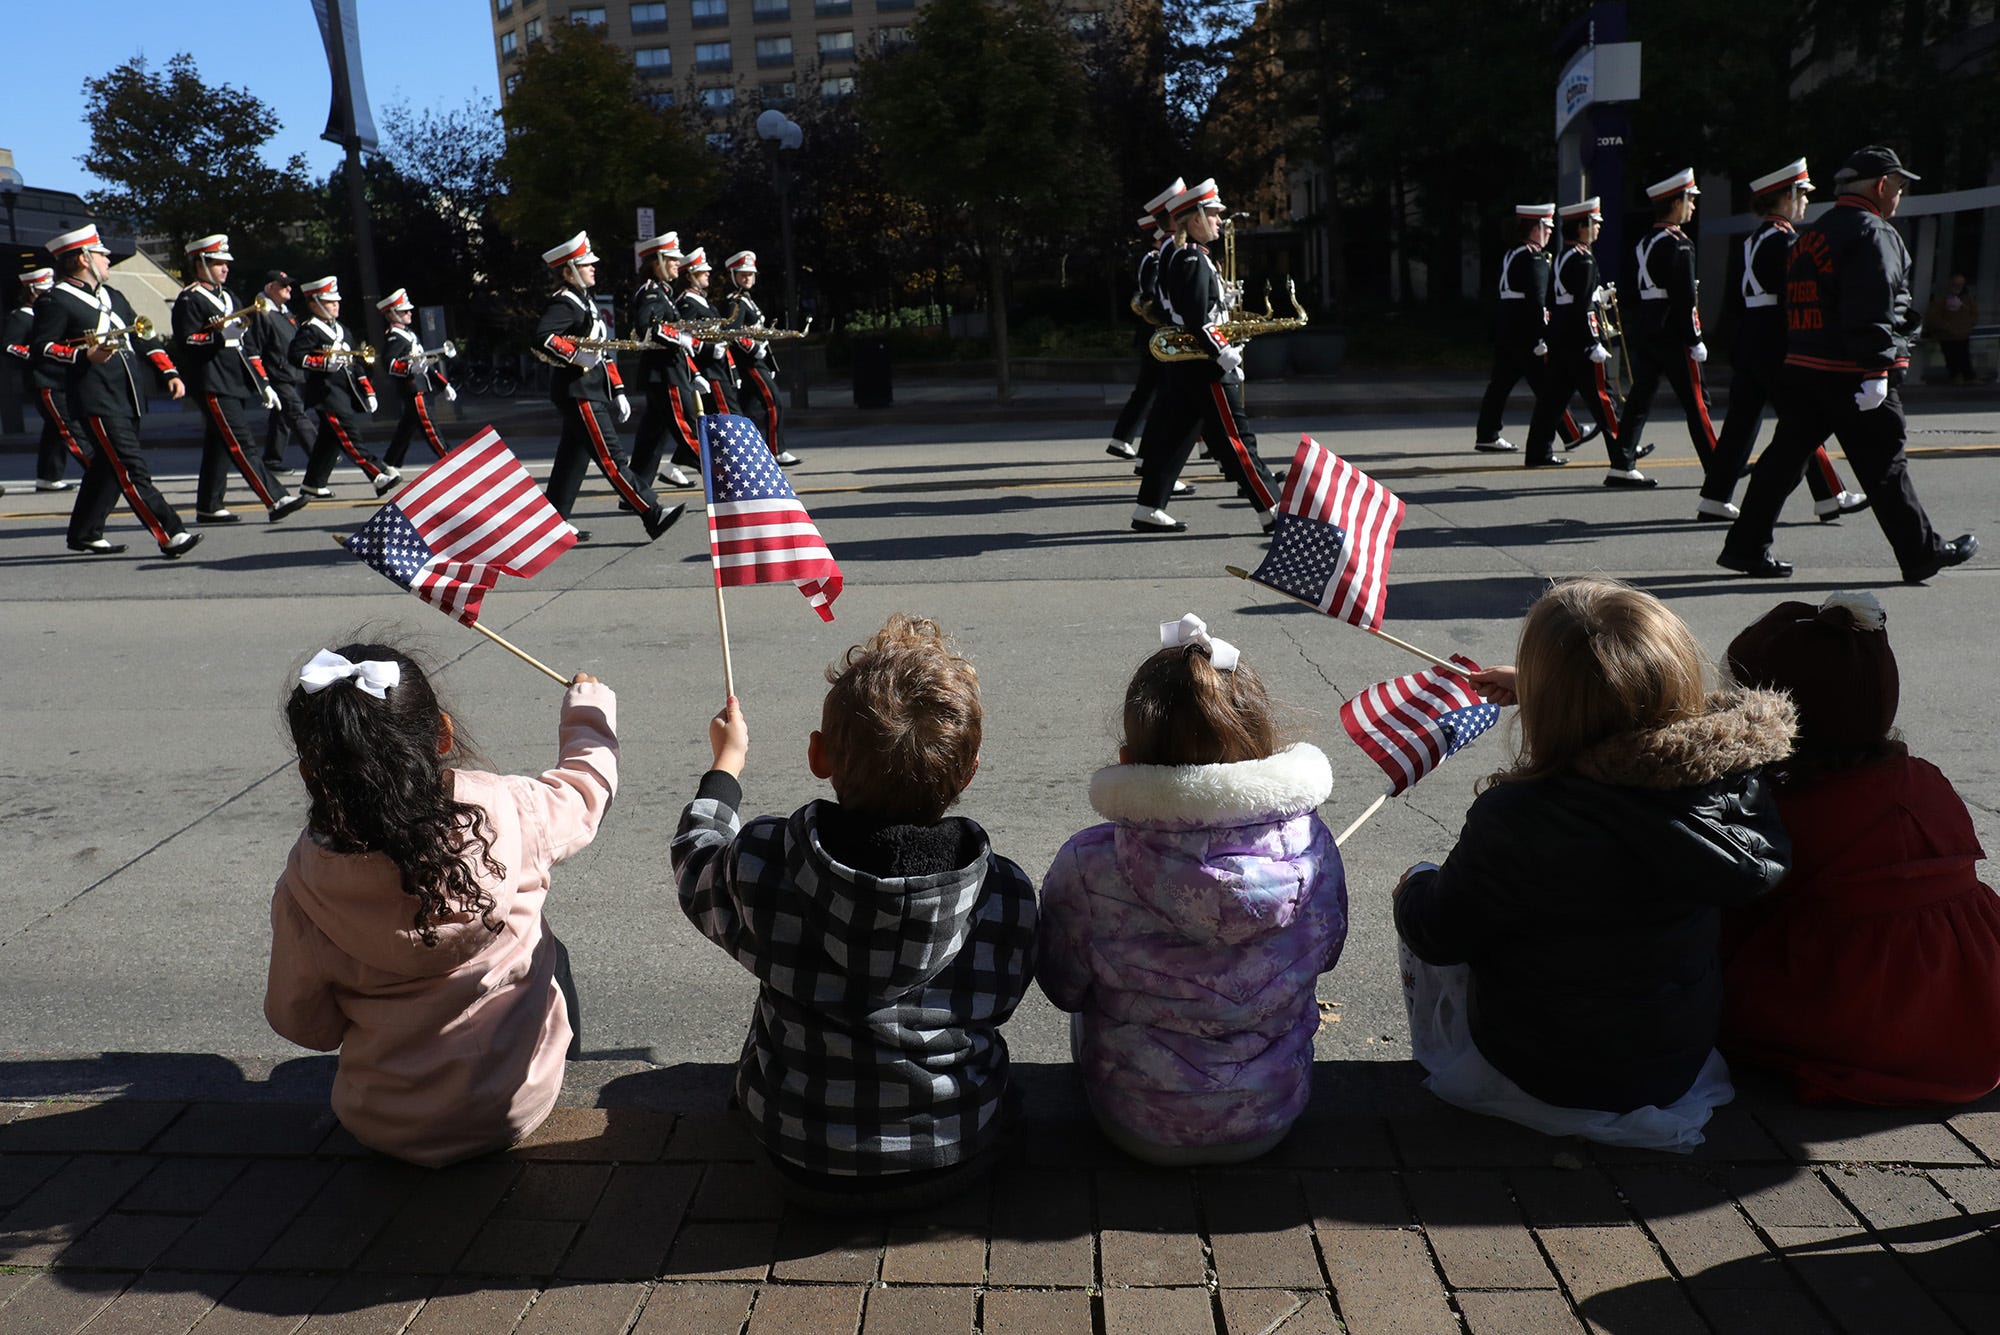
[1437,701,1502,759]
[704,415,797,504]
[1251,513,1348,605]
[344,506,432,590]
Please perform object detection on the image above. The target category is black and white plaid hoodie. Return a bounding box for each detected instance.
[673,773,1037,1177]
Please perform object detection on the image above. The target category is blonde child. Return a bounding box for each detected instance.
[1038,615,1347,1166]
[265,643,616,1167]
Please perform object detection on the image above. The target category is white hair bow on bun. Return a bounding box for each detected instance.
[299,648,402,699]
[1161,613,1240,672]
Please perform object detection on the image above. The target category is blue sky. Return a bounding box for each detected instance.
[0,1,501,199]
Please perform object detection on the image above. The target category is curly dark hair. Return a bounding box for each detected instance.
[285,642,505,946]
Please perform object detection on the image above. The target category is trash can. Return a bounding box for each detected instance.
[852,337,893,409]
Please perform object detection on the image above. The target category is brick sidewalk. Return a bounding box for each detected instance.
[0,1068,1995,1334]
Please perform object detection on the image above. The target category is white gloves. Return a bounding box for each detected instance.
[222,317,248,344]
[1532,339,1549,358]
[675,332,697,352]
[615,393,631,423]
[574,347,603,371]
[262,385,281,410]
[1855,377,1889,411]
[364,394,379,414]
[1215,344,1244,376]
[444,384,458,403]
[1690,342,1709,363]
[754,340,771,359]
[1588,343,1611,365]
[709,343,729,363]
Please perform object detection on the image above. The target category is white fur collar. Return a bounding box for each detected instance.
[1089,743,1333,827]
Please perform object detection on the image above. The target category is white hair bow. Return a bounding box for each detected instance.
[1160,614,1239,672]
[299,648,402,699]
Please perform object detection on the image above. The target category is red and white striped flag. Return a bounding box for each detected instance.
[700,413,842,620]
[341,426,577,626]
[1252,435,1406,630]
[1340,655,1501,795]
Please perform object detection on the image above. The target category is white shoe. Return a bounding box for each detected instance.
[1169,481,1195,497]
[774,450,801,466]
[1130,505,1186,533]
[663,465,693,487]
[35,479,77,492]
[1258,509,1277,531]
[299,485,335,499]
[1106,439,1139,460]
[372,468,403,497]
[1815,490,1870,521]
[1695,498,1740,521]
[1474,437,1519,453]
[1602,469,1659,490]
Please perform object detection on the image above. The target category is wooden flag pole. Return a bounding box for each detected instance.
[1223,565,1462,674]
[713,581,738,700]
[470,620,569,685]
[1334,790,1392,847]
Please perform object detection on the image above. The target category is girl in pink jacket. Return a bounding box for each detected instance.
[265,643,618,1167]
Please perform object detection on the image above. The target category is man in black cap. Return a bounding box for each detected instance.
[1721,147,1977,583]
[251,270,315,475]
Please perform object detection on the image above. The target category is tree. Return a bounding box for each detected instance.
[79,53,313,260]
[858,0,1111,399]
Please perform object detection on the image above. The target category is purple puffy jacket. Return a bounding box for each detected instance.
[1038,744,1348,1148]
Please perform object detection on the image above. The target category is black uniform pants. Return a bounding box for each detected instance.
[701,350,743,417]
[196,392,285,513]
[737,361,785,456]
[1527,349,1625,466]
[632,376,704,482]
[1136,367,1279,515]
[1476,343,1581,445]
[545,397,661,524]
[1111,333,1163,444]
[263,380,315,466]
[68,413,185,549]
[304,404,389,489]
[1724,370,1943,578]
[1711,355,1847,505]
[385,392,448,468]
[32,385,90,481]
[1621,336,1718,469]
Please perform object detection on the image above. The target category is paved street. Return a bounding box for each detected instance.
[0,395,1996,1331]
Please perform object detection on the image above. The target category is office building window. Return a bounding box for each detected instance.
[818,30,855,59]
[630,1,667,31]
[500,30,518,57]
[1068,10,1103,34]
[700,85,736,110]
[524,17,543,40]
[635,46,672,74]
[569,5,607,24]
[814,0,851,14]
[505,72,523,94]
[760,80,796,106]
[753,0,789,18]
[876,0,915,9]
[692,0,728,25]
[694,40,732,71]
[496,0,514,15]
[755,35,793,67]
[821,75,854,97]
[643,90,676,108]
[707,132,735,152]
[875,24,909,47]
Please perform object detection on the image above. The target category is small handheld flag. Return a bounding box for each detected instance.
[1340,654,1500,796]
[700,413,842,621]
[341,426,577,627]
[1247,436,1405,631]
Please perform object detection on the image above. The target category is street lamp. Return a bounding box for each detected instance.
[0,165,23,246]
[754,108,804,341]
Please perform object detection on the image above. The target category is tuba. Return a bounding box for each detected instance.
[1149,279,1309,364]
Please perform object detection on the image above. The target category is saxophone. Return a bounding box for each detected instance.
[1149,279,1309,364]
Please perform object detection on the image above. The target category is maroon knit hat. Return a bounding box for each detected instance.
[1726,593,1899,747]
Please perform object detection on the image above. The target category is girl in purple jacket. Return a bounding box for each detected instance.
[1038,615,1347,1165]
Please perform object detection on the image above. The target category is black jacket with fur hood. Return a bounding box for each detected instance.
[1396,689,1796,1114]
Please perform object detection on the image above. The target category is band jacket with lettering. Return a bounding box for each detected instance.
[29,279,181,419]
[1495,242,1554,352]
[1631,224,1702,345]
[631,277,700,391]
[534,285,624,405]
[1162,240,1241,384]
[173,282,273,401]
[249,299,303,387]
[1783,196,1919,378]
[1549,243,1608,352]
[722,286,780,374]
[1731,218,1795,369]
[289,316,376,413]
[384,325,449,400]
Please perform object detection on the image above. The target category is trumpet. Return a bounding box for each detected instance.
[412,340,458,362]
[1149,280,1308,364]
[201,294,272,330]
[65,316,154,349]
[323,344,377,368]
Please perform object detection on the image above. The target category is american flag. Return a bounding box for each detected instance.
[341,427,576,626]
[1247,436,1405,630]
[700,413,842,621]
[1340,655,1500,795]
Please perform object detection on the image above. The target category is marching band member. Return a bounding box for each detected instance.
[534,231,685,543]
[6,265,89,490]
[288,276,398,499]
[721,250,799,466]
[1106,178,1182,461]
[678,247,741,417]
[1474,203,1597,457]
[173,234,306,524]
[1524,199,1628,472]
[29,225,200,558]
[253,271,315,475]
[1704,159,1868,523]
[379,288,455,468]
[1130,178,1280,534]
[629,232,704,490]
[1614,167,1715,490]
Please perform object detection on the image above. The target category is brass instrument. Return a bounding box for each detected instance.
[323,344,377,368]
[721,316,814,342]
[64,316,154,349]
[1149,280,1308,364]
[573,335,656,353]
[201,294,272,330]
[412,339,458,362]
[1593,283,1629,406]
[1221,215,1246,317]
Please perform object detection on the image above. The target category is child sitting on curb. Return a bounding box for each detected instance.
[672,614,1037,1214]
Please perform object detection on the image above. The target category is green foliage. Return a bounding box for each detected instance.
[79,53,313,258]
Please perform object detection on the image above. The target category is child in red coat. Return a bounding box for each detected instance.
[1721,592,2000,1104]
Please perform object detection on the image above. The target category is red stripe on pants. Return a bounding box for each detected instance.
[579,402,651,513]
[40,389,89,465]
[323,412,381,477]
[745,369,780,455]
[1809,446,1844,495]
[414,394,445,457]
[1590,363,1619,448]
[205,394,279,506]
[89,417,169,546]
[667,386,700,454]
[1684,355,1719,461]
[1207,383,1276,511]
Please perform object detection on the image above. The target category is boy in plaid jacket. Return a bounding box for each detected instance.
[673,614,1037,1213]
